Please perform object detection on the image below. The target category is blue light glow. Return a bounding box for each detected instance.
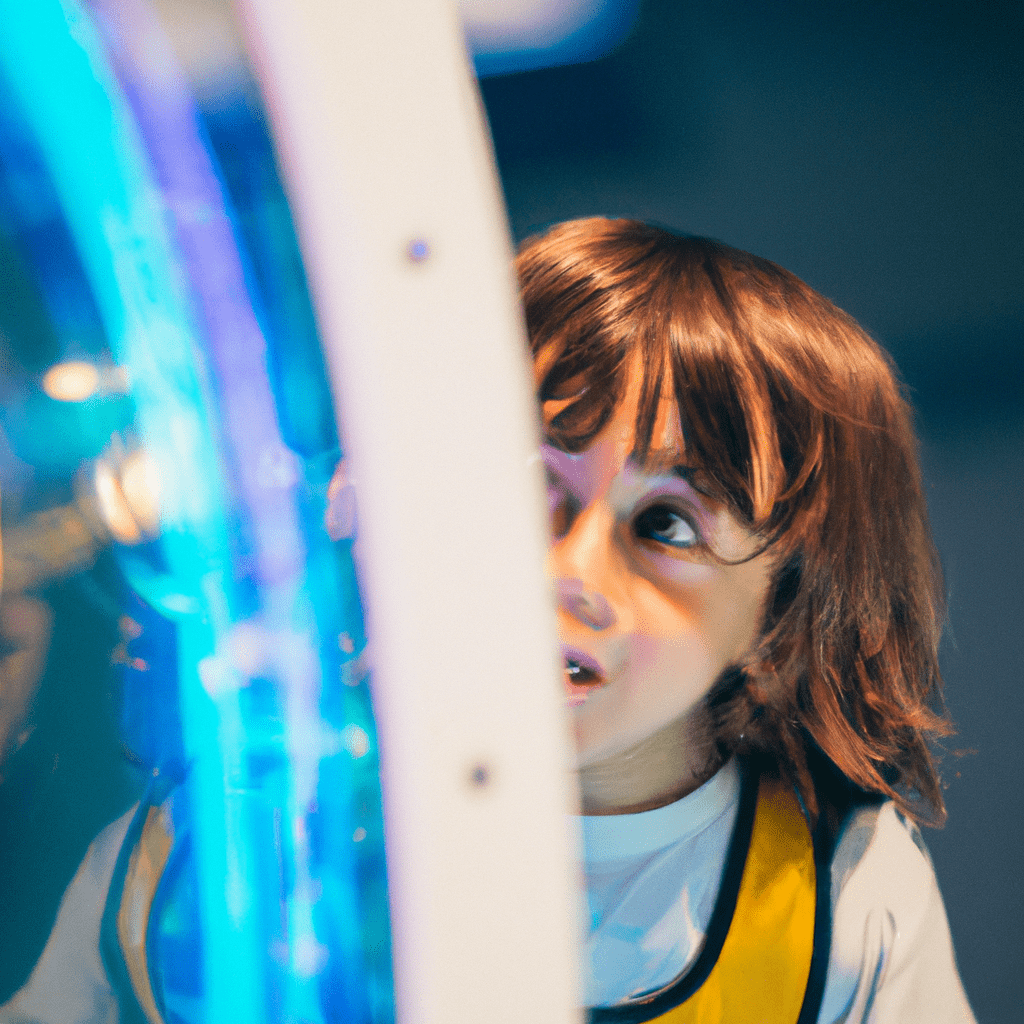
[0,0,391,1019]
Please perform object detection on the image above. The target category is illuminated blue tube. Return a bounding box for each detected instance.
[0,1,382,1020]
[88,2,378,1011]
[0,2,267,1019]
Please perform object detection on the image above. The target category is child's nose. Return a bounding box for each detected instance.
[555,577,615,631]
[547,500,619,630]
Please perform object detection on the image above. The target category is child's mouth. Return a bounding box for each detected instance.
[564,648,605,707]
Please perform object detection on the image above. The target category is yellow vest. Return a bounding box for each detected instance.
[589,768,825,1024]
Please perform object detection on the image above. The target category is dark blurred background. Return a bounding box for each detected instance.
[479,2,1022,1020]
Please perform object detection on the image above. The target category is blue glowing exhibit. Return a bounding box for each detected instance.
[0,1,390,1019]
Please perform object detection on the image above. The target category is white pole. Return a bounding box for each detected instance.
[237,3,581,1024]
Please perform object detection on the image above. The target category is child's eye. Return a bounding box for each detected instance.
[634,504,698,549]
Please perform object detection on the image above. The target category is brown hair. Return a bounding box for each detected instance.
[517,217,951,825]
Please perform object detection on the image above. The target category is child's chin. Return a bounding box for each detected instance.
[565,688,595,710]
[570,727,628,773]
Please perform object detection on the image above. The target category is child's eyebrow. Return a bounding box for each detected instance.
[633,446,696,480]
[541,438,697,482]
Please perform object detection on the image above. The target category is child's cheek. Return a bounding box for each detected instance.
[637,548,719,592]
[625,628,715,716]
[625,560,716,640]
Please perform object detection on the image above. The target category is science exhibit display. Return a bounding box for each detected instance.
[0,0,636,1021]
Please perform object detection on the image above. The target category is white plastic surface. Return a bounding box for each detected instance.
[238,2,582,1023]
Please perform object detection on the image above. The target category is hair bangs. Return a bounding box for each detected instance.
[646,260,794,533]
[536,331,628,452]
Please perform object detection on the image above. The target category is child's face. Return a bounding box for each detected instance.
[542,376,774,807]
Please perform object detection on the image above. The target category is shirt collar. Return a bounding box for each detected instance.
[581,758,740,863]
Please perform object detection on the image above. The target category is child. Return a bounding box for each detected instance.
[518,217,975,1023]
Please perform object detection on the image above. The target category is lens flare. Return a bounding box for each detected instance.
[41,360,100,402]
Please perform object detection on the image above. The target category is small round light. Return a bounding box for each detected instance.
[42,361,100,402]
[341,724,370,759]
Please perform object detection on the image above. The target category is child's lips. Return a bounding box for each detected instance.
[562,645,606,707]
